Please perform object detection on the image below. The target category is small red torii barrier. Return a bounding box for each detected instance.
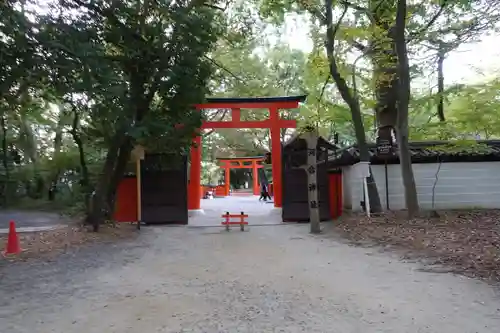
[221,211,248,231]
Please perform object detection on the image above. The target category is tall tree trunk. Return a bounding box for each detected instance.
[373,62,398,129]
[370,0,399,130]
[325,0,382,212]
[87,67,149,230]
[19,107,45,199]
[19,112,37,163]
[303,129,321,234]
[0,113,9,206]
[87,129,126,231]
[105,138,133,219]
[69,109,91,208]
[48,105,65,201]
[395,0,419,217]
[436,44,446,122]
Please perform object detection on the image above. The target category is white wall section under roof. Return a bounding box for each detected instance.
[344,161,500,211]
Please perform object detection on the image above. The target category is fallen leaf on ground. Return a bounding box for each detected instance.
[0,222,139,261]
[330,210,500,282]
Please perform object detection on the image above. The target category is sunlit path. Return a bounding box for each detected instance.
[189,195,281,227]
[3,221,499,333]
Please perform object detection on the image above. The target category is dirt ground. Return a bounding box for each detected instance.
[0,210,70,229]
[0,222,139,260]
[332,210,500,282]
[1,222,499,333]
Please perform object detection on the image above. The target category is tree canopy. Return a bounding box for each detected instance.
[1,0,499,221]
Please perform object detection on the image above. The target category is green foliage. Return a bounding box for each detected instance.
[410,78,500,140]
[0,0,230,212]
[427,140,492,155]
[204,40,310,157]
[2,0,500,215]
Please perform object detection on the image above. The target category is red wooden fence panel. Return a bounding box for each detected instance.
[336,173,343,217]
[214,185,227,196]
[114,176,138,222]
[328,173,343,219]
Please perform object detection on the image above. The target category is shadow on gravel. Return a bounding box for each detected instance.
[0,228,154,310]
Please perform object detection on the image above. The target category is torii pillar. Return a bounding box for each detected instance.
[252,162,259,195]
[188,135,202,210]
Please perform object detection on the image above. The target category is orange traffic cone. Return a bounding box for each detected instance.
[2,221,22,256]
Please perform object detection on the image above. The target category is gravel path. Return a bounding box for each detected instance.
[1,223,499,333]
[0,210,69,229]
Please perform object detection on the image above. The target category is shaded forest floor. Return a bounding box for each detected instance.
[0,223,139,261]
[2,197,84,215]
[331,210,500,282]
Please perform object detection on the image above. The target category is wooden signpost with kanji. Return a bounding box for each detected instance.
[376,125,395,210]
[302,126,321,234]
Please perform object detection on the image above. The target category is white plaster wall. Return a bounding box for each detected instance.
[346,162,500,211]
[342,167,353,210]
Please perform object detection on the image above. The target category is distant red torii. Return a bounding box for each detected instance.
[217,156,265,196]
[187,95,306,211]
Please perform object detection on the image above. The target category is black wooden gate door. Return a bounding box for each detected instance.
[282,165,331,221]
[140,153,188,224]
[281,136,333,222]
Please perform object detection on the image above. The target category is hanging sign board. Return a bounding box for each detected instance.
[376,126,394,159]
[376,138,392,157]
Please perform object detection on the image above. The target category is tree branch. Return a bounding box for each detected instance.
[203,3,227,11]
[303,0,374,53]
[325,0,354,107]
[298,0,326,24]
[318,74,331,105]
[203,55,246,85]
[340,0,388,52]
[331,6,347,39]
[350,40,369,53]
[339,0,379,24]
[408,0,448,41]
[203,110,229,137]
[341,0,368,12]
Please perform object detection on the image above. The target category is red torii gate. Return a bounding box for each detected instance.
[189,95,306,210]
[217,156,265,196]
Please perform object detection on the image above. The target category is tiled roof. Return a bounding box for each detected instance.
[328,140,500,166]
[283,135,339,150]
[205,95,307,104]
[215,156,265,160]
